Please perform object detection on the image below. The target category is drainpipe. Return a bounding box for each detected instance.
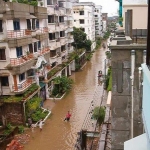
[143,50,147,63]
[130,50,135,139]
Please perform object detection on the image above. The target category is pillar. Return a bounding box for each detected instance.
[45,83,49,99]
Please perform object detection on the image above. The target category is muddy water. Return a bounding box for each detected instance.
[24,47,106,150]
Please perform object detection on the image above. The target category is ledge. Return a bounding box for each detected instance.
[48,92,66,100]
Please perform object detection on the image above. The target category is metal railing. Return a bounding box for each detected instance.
[7,27,48,38]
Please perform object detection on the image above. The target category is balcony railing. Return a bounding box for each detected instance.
[7,27,48,38]
[10,53,34,66]
[39,46,50,55]
[10,47,50,66]
[13,77,35,92]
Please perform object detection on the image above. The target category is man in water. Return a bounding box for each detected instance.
[64,111,71,121]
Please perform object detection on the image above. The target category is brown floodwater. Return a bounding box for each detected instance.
[24,46,106,150]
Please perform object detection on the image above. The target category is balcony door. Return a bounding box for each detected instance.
[13,19,20,30]
[29,44,33,53]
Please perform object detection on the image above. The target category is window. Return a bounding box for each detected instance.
[1,77,9,86]
[36,19,39,29]
[79,11,84,15]
[16,47,22,58]
[74,20,76,22]
[74,11,75,13]
[49,33,55,40]
[48,15,54,23]
[95,15,98,17]
[61,45,65,51]
[29,44,33,53]
[59,16,64,23]
[0,49,6,60]
[38,41,41,49]
[60,31,65,37]
[13,19,20,30]
[47,0,52,5]
[32,19,35,30]
[27,69,34,77]
[0,20,3,32]
[19,73,25,82]
[26,19,31,30]
[79,19,84,24]
[34,42,37,52]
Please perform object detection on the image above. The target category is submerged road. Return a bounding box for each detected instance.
[25,46,107,150]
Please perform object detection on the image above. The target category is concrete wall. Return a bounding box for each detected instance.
[110,40,146,149]
[123,4,148,29]
[0,102,24,125]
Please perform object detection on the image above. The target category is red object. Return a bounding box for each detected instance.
[66,113,71,119]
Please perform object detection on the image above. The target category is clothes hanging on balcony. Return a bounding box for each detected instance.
[34,56,47,69]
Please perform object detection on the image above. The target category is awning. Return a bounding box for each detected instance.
[35,56,47,69]
[32,38,39,43]
[124,133,148,150]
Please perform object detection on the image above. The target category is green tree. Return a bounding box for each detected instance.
[72,27,92,52]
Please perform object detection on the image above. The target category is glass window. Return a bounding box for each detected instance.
[13,19,20,30]
[49,33,55,40]
[32,19,35,30]
[1,76,9,86]
[0,49,6,60]
[0,20,3,32]
[27,69,34,77]
[79,19,84,24]
[34,42,37,52]
[16,47,22,58]
[60,31,65,37]
[38,41,41,49]
[19,73,25,82]
[48,15,54,23]
[36,19,39,29]
[79,11,84,15]
[47,0,52,5]
[26,19,31,30]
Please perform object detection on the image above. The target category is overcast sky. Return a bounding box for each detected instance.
[79,0,119,16]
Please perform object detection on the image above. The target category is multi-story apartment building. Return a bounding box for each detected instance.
[0,1,48,97]
[73,2,96,51]
[94,5,103,37]
[102,13,108,34]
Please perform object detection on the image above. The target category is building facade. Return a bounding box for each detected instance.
[102,13,108,34]
[73,2,96,51]
[94,5,103,37]
[0,1,48,96]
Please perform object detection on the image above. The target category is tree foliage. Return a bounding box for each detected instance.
[72,27,92,52]
[92,106,105,125]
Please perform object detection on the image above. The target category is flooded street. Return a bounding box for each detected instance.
[24,47,106,150]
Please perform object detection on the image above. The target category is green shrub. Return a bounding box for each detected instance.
[18,126,24,134]
[26,97,42,112]
[92,106,105,125]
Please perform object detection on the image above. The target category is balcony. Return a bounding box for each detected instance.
[7,29,32,48]
[39,46,50,55]
[36,27,49,41]
[10,53,34,66]
[13,77,36,93]
[34,6,48,19]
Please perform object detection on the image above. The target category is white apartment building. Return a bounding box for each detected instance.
[0,0,75,100]
[94,5,103,37]
[73,2,96,51]
[0,2,49,98]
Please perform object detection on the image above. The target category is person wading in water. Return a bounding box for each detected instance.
[64,111,71,122]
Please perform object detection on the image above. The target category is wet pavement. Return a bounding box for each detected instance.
[24,46,107,150]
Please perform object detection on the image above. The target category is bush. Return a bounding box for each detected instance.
[106,67,112,91]
[92,106,105,125]
[18,126,24,134]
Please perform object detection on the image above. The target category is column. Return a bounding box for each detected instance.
[13,75,18,91]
